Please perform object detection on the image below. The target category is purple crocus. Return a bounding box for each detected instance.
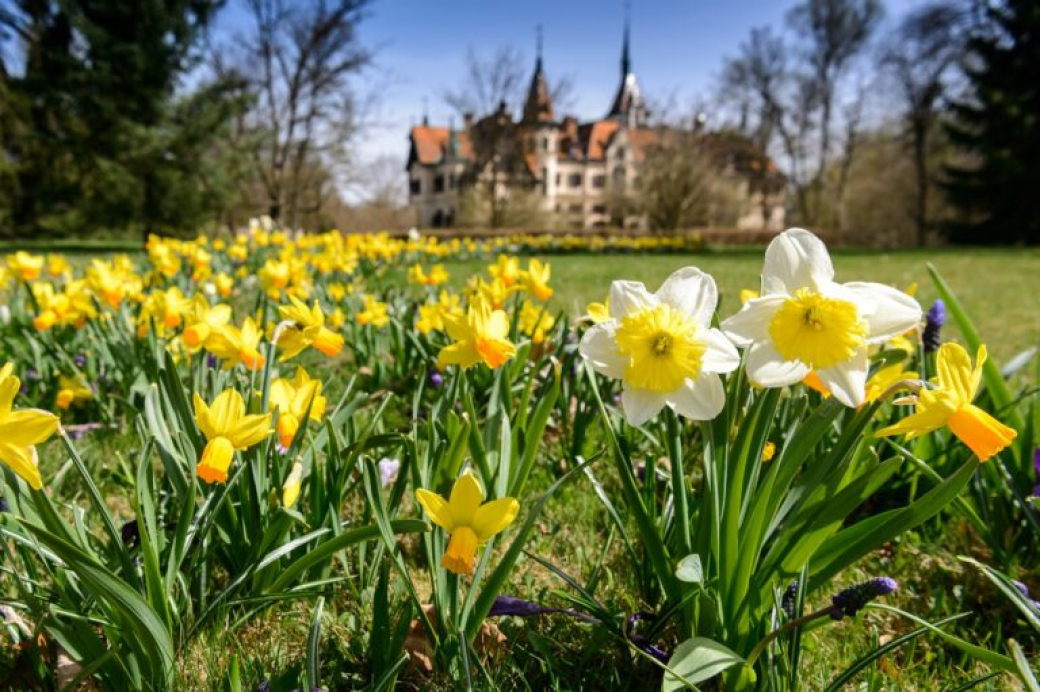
[377,457,400,487]
[427,368,444,389]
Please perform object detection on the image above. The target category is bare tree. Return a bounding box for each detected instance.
[227,0,370,228]
[442,45,575,119]
[878,2,965,246]
[786,0,883,223]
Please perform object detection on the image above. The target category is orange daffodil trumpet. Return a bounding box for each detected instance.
[0,363,60,490]
[193,390,272,484]
[721,229,922,408]
[437,296,517,370]
[579,267,740,426]
[877,343,1016,461]
[415,471,519,576]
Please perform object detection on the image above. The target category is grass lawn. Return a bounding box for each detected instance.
[446,248,1040,363]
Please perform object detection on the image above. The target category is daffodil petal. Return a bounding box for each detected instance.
[448,472,484,523]
[415,489,455,530]
[4,409,60,444]
[699,327,740,373]
[762,228,834,294]
[621,386,667,427]
[936,343,974,403]
[655,267,717,325]
[0,376,19,416]
[228,413,272,449]
[844,282,922,343]
[579,322,627,379]
[472,497,520,542]
[609,280,656,320]
[666,373,725,421]
[0,441,43,489]
[746,341,809,387]
[816,346,869,408]
[720,294,785,347]
[209,390,245,433]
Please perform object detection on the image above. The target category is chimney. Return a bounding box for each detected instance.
[463,112,474,130]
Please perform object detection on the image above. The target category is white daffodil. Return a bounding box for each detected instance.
[579,267,740,426]
[721,228,922,407]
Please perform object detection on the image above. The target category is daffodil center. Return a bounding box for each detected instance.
[615,304,704,393]
[769,289,866,370]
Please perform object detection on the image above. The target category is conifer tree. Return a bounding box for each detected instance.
[943,0,1040,244]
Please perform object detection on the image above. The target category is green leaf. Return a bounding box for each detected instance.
[1009,640,1040,692]
[662,637,744,691]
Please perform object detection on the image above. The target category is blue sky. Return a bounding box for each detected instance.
[216,0,923,190]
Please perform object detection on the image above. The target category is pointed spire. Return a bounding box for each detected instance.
[621,1,631,76]
[522,24,554,124]
[607,2,645,126]
[536,23,544,73]
[422,96,429,127]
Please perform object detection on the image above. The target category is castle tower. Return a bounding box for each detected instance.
[606,9,646,127]
[522,25,555,124]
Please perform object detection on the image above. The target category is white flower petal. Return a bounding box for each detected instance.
[746,341,810,388]
[609,280,656,319]
[655,267,717,325]
[720,294,786,347]
[699,327,740,373]
[817,346,870,407]
[579,322,627,379]
[762,228,834,294]
[621,387,667,427]
[844,282,923,343]
[667,373,726,421]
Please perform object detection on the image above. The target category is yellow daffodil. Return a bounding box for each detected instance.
[877,343,1016,461]
[282,461,303,508]
[864,361,918,403]
[46,254,70,278]
[437,297,516,370]
[519,301,555,345]
[416,291,463,335]
[193,389,272,484]
[182,296,232,351]
[469,276,517,310]
[488,254,520,287]
[276,297,344,359]
[0,363,59,490]
[409,263,449,287]
[585,298,610,324]
[415,471,519,576]
[519,259,553,301]
[56,376,92,410]
[269,368,326,448]
[7,251,44,281]
[357,295,390,327]
[215,272,234,298]
[207,318,266,370]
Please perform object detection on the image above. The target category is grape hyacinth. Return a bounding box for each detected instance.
[922,300,946,353]
[830,577,899,620]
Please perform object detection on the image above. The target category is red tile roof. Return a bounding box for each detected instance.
[409,126,472,165]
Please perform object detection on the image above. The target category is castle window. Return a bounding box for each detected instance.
[613,166,626,188]
[449,173,455,190]
[433,174,445,193]
[568,173,582,188]
[410,178,421,195]
[592,175,605,189]
[542,137,549,152]
[592,204,606,214]
[569,203,583,213]
[541,167,548,196]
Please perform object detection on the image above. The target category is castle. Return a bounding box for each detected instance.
[407,23,785,231]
